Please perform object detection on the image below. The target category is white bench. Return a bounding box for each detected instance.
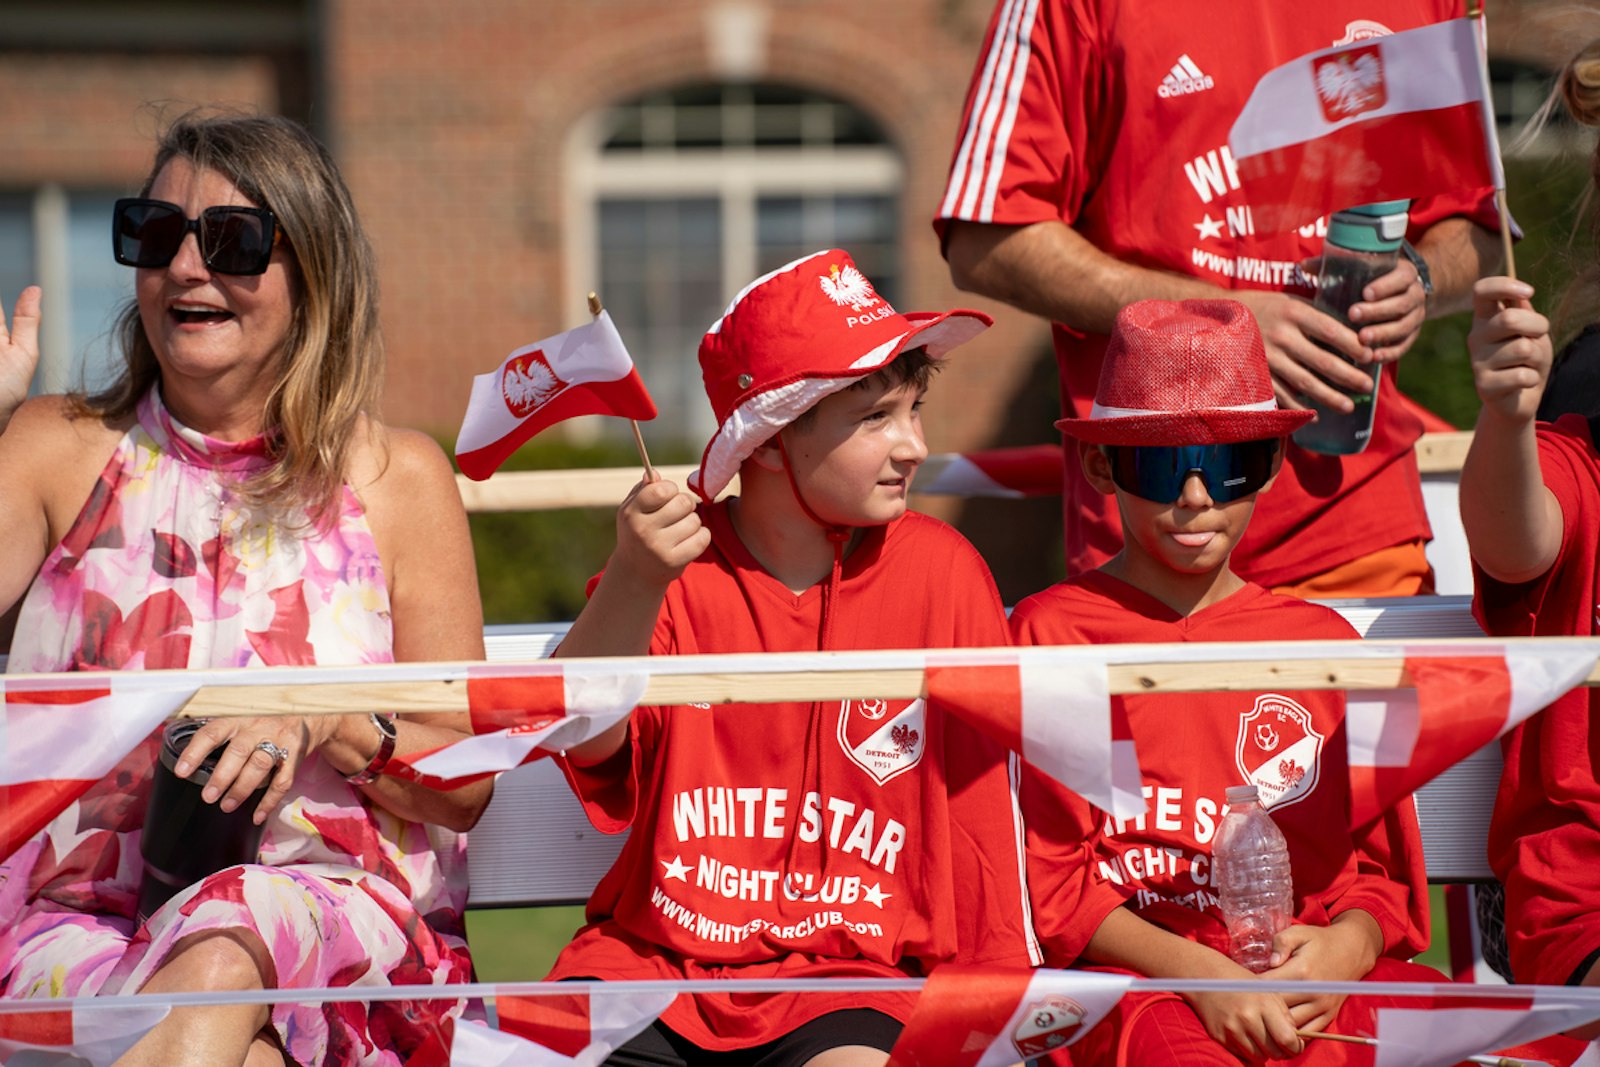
[466,595,1501,911]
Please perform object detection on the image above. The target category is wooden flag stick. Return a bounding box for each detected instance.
[587,290,657,480]
[1467,0,1517,281]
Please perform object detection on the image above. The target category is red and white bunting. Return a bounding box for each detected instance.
[926,652,1144,819]
[0,1003,171,1065]
[1,677,193,862]
[455,311,657,481]
[1227,17,1503,233]
[886,966,1131,1066]
[1346,646,1598,827]
[388,664,648,789]
[1373,991,1600,1067]
[457,988,673,1066]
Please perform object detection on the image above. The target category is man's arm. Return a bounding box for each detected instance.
[945,218,1381,413]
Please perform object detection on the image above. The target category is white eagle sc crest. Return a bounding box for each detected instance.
[837,698,925,785]
[818,263,880,313]
[1234,694,1323,810]
[1011,994,1089,1058]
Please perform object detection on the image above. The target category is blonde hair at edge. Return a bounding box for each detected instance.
[1513,34,1600,344]
[77,109,384,527]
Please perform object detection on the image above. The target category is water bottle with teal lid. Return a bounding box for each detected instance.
[1292,199,1412,455]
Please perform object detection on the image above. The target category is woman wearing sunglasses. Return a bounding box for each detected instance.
[0,112,488,1066]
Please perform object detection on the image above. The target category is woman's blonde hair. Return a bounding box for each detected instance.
[1515,38,1600,342]
[78,109,383,525]
[1555,40,1600,340]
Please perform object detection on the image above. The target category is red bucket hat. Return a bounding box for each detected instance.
[690,249,992,501]
[1055,298,1314,446]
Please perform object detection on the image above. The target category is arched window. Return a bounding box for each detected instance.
[568,83,903,443]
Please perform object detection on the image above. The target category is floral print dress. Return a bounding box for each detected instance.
[0,388,472,1065]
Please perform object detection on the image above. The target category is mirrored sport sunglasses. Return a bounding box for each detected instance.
[1103,439,1280,504]
[112,198,280,276]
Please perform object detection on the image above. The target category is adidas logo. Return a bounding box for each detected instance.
[1158,54,1214,98]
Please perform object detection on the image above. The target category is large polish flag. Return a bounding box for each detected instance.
[0,1003,172,1065]
[925,651,1145,819]
[1347,646,1598,827]
[885,966,1131,1066]
[456,311,657,481]
[1227,17,1503,233]
[1,678,193,862]
[387,663,648,790]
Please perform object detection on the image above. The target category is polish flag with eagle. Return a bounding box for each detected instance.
[455,310,657,481]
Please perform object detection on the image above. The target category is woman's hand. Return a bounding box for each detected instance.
[0,287,41,431]
[174,714,342,824]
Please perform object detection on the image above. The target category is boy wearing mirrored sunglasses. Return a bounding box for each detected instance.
[1011,299,1443,1065]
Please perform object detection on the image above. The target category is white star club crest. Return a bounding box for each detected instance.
[1011,994,1089,1058]
[1234,694,1323,811]
[818,263,880,312]
[837,698,925,785]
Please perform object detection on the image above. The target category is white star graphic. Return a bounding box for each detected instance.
[1193,213,1224,241]
[661,855,692,882]
[861,882,892,909]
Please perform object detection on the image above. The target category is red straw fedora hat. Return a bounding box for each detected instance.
[691,249,991,501]
[1055,298,1314,446]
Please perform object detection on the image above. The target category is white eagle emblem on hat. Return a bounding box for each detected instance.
[819,263,879,313]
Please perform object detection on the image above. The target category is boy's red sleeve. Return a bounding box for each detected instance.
[1328,798,1431,959]
[1020,763,1133,965]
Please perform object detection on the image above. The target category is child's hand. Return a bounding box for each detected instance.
[611,475,711,589]
[1187,983,1303,1062]
[1468,276,1552,426]
[1259,918,1379,1034]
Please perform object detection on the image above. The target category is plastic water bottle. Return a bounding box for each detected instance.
[1213,784,1294,973]
[1291,199,1412,456]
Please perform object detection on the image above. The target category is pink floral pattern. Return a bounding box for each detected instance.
[0,388,471,1065]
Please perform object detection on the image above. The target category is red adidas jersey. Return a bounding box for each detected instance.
[1011,572,1428,965]
[936,0,1499,586]
[1475,415,1600,986]
[548,502,1036,1050]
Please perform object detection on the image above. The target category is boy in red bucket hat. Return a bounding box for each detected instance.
[1013,299,1444,1065]
[543,250,1037,1065]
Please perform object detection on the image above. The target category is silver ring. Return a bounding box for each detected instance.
[254,739,289,766]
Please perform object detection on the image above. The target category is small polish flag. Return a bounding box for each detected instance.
[917,445,1064,499]
[1227,17,1503,233]
[885,966,1131,1066]
[484,988,675,1066]
[2,678,193,862]
[387,663,648,789]
[456,311,658,481]
[925,651,1144,819]
[1346,645,1598,827]
[0,1003,172,1065]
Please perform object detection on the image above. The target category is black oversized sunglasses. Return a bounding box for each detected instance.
[112,198,280,276]
[1103,439,1280,504]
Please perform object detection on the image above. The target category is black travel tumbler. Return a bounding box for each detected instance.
[136,720,268,926]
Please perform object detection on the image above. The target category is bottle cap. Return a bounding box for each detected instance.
[1326,199,1411,253]
[1225,784,1261,804]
